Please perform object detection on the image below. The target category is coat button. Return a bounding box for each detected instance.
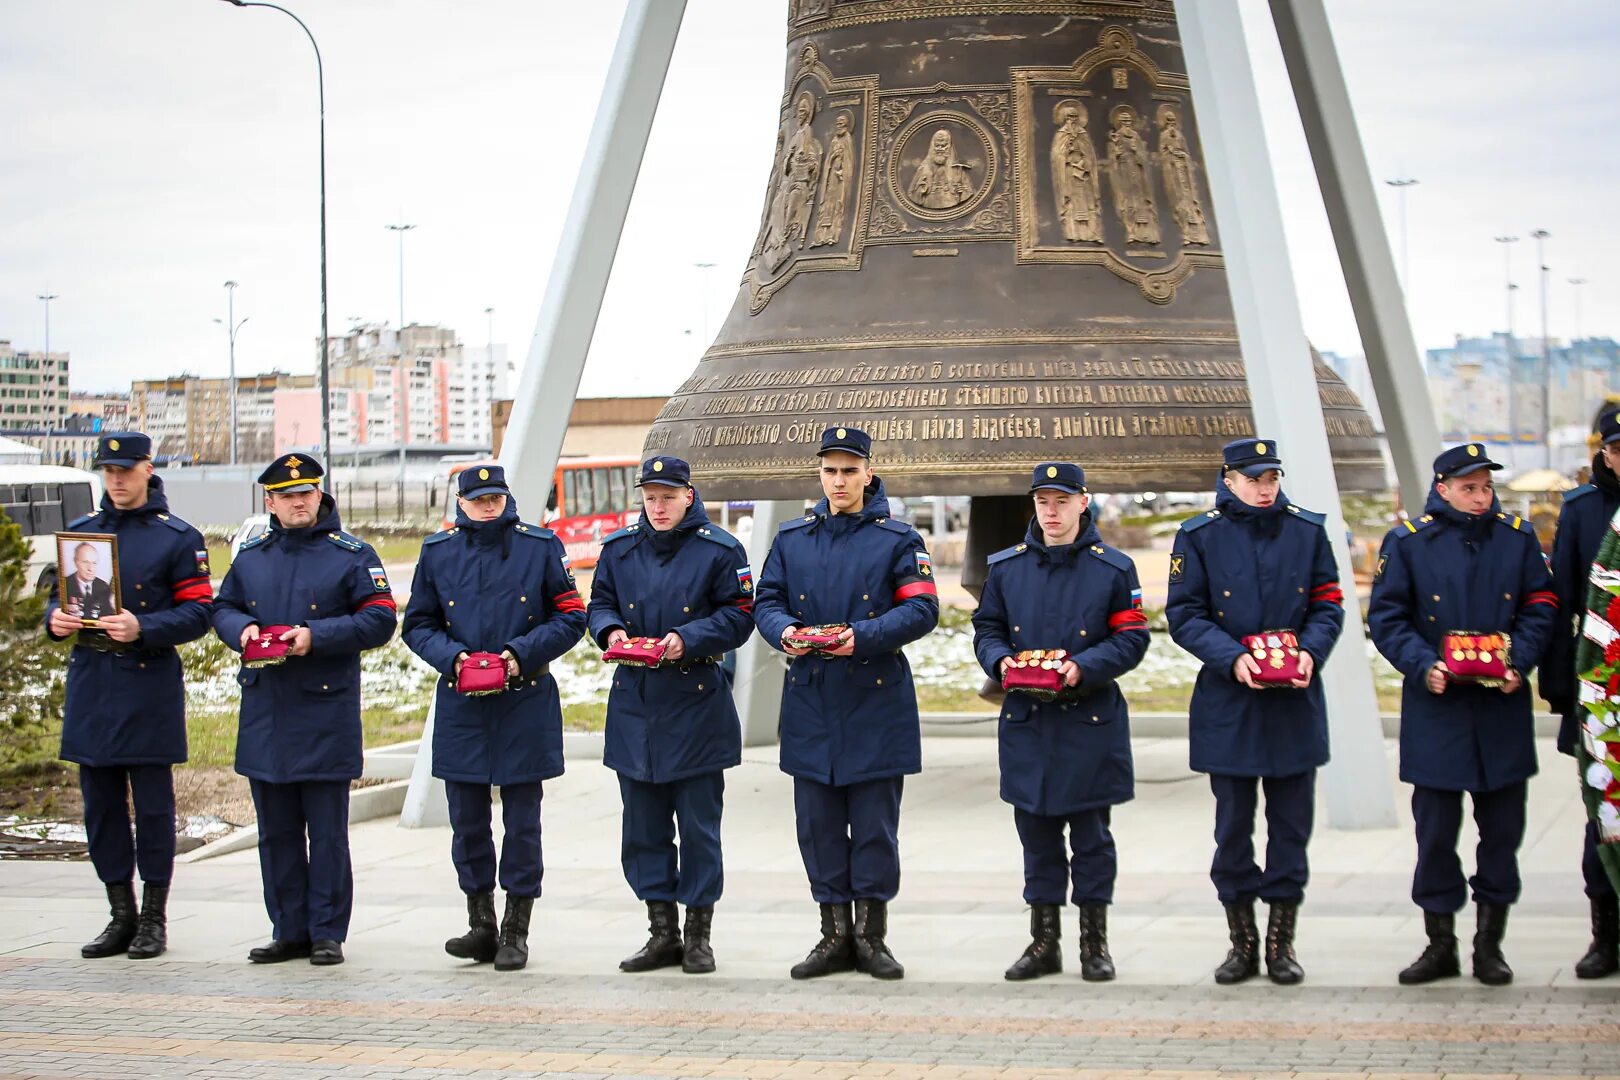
[697,683,704,691]
[683,606,690,613]
[135,584,142,591]
[322,684,329,690]
[799,594,806,600]
[1080,630,1088,637]
[876,678,883,686]
[140,602,147,609]
[1217,610,1224,617]
[1428,615,1436,622]
[520,596,527,603]
[1298,587,1305,594]
[628,603,635,609]
[1223,590,1231,597]
[139,663,146,670]
[448,600,455,607]
[250,600,257,607]
[863,594,869,601]
[310,604,317,611]
[1432,594,1440,602]
[1013,626,1021,632]
[1504,592,1512,600]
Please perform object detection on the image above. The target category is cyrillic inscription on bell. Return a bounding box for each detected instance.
[650,2,1383,499]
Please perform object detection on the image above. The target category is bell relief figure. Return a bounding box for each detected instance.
[1156,106,1209,245]
[812,112,856,248]
[1106,105,1160,245]
[908,128,975,211]
[763,92,825,273]
[1050,100,1103,243]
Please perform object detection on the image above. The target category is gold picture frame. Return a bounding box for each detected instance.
[55,532,122,628]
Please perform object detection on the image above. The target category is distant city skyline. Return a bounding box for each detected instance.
[2,0,1615,397]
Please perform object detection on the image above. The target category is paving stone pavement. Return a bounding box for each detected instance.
[4,737,1620,1078]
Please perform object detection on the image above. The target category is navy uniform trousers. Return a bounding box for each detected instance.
[249,779,352,943]
[1411,782,1528,913]
[1014,807,1116,906]
[1209,771,1315,904]
[446,781,543,898]
[794,776,904,904]
[620,773,725,907]
[1585,823,1616,899]
[79,764,176,887]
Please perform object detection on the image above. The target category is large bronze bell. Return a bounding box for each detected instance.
[648,1,1382,512]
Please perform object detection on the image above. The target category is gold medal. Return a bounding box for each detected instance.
[1479,651,1492,664]
[1452,650,1465,661]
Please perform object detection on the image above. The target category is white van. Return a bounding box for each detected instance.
[0,464,103,590]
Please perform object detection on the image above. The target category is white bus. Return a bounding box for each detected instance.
[0,464,102,590]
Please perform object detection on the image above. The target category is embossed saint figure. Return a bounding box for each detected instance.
[755,120,791,261]
[908,128,975,211]
[1050,101,1103,244]
[1156,106,1209,246]
[1106,105,1160,245]
[763,92,825,272]
[812,112,856,248]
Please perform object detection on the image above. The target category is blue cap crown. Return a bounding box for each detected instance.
[1029,462,1086,494]
[818,425,872,459]
[1599,410,1620,447]
[92,431,152,469]
[1223,437,1284,478]
[637,456,692,488]
[458,464,510,499]
[258,452,325,493]
[1433,442,1502,481]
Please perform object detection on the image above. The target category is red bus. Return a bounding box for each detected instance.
[442,456,640,569]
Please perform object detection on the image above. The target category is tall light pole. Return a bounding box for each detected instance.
[217,0,330,468]
[1532,228,1553,466]
[36,291,58,363]
[1495,235,1519,455]
[214,280,249,465]
[1569,277,1589,343]
[385,219,416,342]
[1384,177,1418,288]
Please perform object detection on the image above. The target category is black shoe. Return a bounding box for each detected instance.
[1004,903,1062,981]
[494,894,533,972]
[1077,903,1116,982]
[310,940,344,966]
[249,939,313,964]
[852,899,904,980]
[620,900,684,973]
[1214,900,1259,985]
[1576,894,1619,979]
[126,884,169,960]
[1471,902,1512,986]
[682,905,715,974]
[789,902,856,980]
[81,882,138,959]
[1264,901,1304,985]
[445,890,498,964]
[1398,911,1461,985]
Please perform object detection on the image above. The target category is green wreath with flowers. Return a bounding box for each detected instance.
[1574,509,1620,896]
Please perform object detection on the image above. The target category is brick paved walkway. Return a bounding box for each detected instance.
[1,956,1618,1078]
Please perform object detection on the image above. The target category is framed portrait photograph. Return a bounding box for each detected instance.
[55,532,121,627]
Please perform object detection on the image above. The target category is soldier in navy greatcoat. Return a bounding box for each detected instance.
[1165,438,1345,985]
[753,426,939,980]
[402,464,586,971]
[972,462,1150,982]
[587,456,755,974]
[1540,408,1620,978]
[211,454,397,967]
[46,432,214,960]
[1369,442,1559,986]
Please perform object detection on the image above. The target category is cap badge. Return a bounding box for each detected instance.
[285,456,303,469]
[836,427,847,439]
[1254,442,1267,456]
[479,468,490,480]
[107,439,119,451]
[1046,466,1058,478]
[288,469,300,479]
[652,460,664,472]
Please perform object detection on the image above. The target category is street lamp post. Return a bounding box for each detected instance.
[1532,228,1552,467]
[214,280,249,465]
[36,291,58,363]
[1384,177,1418,288]
[217,0,330,468]
[386,220,417,340]
[1495,235,1519,459]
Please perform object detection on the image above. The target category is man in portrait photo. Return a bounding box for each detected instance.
[64,541,114,620]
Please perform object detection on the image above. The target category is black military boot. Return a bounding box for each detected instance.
[682,905,715,974]
[620,900,683,973]
[1004,904,1062,981]
[1472,902,1513,986]
[81,882,138,959]
[444,890,498,963]
[493,894,533,972]
[126,884,169,960]
[1264,901,1303,985]
[852,899,904,980]
[1214,900,1259,985]
[1077,904,1116,981]
[790,902,856,979]
[1398,911,1460,985]
[1576,894,1620,979]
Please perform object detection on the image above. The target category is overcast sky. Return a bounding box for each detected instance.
[2,0,1616,396]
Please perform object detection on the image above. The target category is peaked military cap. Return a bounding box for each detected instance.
[458,464,510,499]
[1433,441,1503,480]
[1028,461,1086,494]
[258,452,325,493]
[636,455,691,488]
[1600,409,1620,447]
[92,431,152,469]
[1223,438,1284,478]
[818,425,872,459]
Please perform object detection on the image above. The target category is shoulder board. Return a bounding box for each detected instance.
[67,512,99,530]
[1086,543,1134,574]
[1394,514,1435,537]
[1494,511,1536,535]
[153,512,193,534]
[423,527,460,546]
[326,531,364,552]
[511,521,555,540]
[602,524,641,546]
[780,514,818,532]
[1179,509,1222,534]
[987,542,1031,567]
[1285,504,1327,527]
[694,525,743,551]
[1564,484,1598,504]
[239,530,273,553]
[872,516,915,536]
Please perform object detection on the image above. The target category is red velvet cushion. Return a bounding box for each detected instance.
[783,624,850,654]
[243,625,295,668]
[1001,649,1068,700]
[1241,630,1305,687]
[603,636,668,668]
[1441,632,1511,685]
[456,652,509,695]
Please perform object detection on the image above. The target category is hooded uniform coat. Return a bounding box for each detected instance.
[971,515,1151,816]
[587,497,754,784]
[211,496,398,784]
[1368,489,1560,793]
[1539,460,1620,754]
[753,480,939,786]
[47,477,214,766]
[1165,485,1346,777]
[402,500,586,786]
